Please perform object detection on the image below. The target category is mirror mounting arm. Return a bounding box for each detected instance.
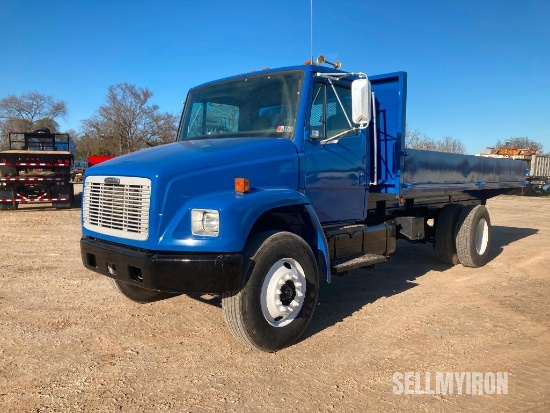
[320,124,369,146]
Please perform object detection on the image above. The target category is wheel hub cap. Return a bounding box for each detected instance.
[261,258,307,327]
[475,218,489,255]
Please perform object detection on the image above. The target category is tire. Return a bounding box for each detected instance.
[109,278,174,303]
[222,231,319,352]
[435,204,463,265]
[455,205,491,268]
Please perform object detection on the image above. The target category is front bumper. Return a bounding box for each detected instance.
[80,237,243,293]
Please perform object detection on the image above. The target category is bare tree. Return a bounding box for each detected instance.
[82,83,177,156]
[74,133,111,159]
[495,137,543,153]
[406,128,438,151]
[437,136,466,154]
[405,127,466,154]
[0,91,67,149]
[148,111,179,146]
[79,118,117,155]
[0,92,67,129]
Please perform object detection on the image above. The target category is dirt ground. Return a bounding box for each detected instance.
[0,190,548,412]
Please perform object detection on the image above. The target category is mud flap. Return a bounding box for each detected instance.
[0,189,18,210]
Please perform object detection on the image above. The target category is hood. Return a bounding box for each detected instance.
[84,137,300,246]
[90,137,297,183]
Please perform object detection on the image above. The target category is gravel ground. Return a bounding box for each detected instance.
[0,192,548,412]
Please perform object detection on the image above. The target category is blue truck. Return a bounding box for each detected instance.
[80,59,525,351]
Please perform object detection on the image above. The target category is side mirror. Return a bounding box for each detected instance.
[351,78,371,126]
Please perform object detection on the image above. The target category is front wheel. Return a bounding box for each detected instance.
[222,231,319,352]
[109,279,174,303]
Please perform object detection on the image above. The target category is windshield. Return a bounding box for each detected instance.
[179,71,304,141]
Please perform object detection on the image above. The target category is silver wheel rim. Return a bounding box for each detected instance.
[475,218,489,255]
[260,258,307,327]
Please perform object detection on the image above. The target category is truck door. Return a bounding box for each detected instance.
[304,80,368,223]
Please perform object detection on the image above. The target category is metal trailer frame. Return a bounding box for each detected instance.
[0,131,74,209]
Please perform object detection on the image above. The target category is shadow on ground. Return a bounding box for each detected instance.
[125,225,540,343]
[488,225,538,261]
[303,224,538,341]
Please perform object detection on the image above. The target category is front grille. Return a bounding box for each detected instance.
[83,176,151,241]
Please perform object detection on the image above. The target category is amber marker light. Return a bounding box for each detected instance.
[235,178,250,194]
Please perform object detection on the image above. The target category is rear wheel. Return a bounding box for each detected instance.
[222,231,319,352]
[435,204,463,265]
[456,205,491,268]
[109,279,174,303]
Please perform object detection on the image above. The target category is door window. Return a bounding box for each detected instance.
[309,82,353,140]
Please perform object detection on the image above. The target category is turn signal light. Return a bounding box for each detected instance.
[235,178,250,194]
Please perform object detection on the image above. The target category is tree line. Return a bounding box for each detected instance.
[405,128,544,155]
[0,84,178,159]
[0,87,545,156]
[405,128,467,154]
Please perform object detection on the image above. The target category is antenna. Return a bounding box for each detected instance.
[310,0,313,63]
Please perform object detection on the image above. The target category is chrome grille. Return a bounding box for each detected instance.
[83,176,151,241]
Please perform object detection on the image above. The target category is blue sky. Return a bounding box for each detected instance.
[1,0,548,154]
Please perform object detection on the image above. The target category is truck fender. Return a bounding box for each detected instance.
[162,188,331,282]
[230,190,330,283]
[304,203,331,283]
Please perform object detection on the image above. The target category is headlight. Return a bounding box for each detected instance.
[191,209,219,237]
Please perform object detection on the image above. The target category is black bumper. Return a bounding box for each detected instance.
[80,237,243,293]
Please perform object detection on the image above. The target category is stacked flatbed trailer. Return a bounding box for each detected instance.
[0,130,74,209]
[476,147,550,195]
